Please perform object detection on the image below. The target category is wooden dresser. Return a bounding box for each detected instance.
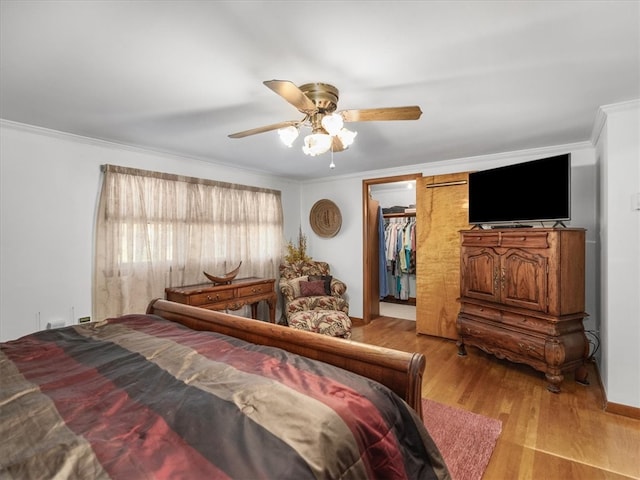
[456,228,589,392]
[165,277,276,323]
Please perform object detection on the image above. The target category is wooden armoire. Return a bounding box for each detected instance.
[456,228,589,392]
[415,172,470,339]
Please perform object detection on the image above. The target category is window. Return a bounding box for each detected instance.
[94,165,284,319]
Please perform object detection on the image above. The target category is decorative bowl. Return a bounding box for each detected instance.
[203,261,242,285]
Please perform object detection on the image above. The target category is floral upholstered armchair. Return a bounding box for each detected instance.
[279,260,351,338]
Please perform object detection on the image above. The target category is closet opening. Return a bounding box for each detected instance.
[362,173,422,324]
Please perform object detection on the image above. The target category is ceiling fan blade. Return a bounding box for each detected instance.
[340,106,423,122]
[264,80,318,115]
[228,121,297,139]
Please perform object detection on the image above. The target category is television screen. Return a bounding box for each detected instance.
[468,154,571,225]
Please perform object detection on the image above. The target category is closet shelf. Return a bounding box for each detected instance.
[383,212,416,218]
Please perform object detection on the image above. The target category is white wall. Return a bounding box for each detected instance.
[0,122,302,341]
[594,101,640,408]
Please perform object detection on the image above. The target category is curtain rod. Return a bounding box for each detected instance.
[101,164,281,196]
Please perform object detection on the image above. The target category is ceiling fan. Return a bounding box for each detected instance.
[228,80,422,157]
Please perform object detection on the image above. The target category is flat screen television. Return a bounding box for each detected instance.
[468,153,571,226]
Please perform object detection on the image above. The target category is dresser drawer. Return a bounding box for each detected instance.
[500,310,555,335]
[238,283,273,297]
[500,231,549,249]
[165,277,277,323]
[189,289,235,306]
[461,232,500,247]
[457,316,546,362]
[460,302,501,322]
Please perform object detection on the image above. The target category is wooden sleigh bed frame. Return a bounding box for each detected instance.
[147,298,426,419]
[2,299,448,479]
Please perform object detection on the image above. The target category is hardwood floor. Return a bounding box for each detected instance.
[351,317,640,480]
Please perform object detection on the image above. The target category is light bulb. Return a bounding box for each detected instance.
[321,113,344,136]
[302,133,333,156]
[337,128,357,148]
[278,125,299,147]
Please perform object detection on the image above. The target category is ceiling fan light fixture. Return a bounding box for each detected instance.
[229,80,422,162]
[320,113,344,136]
[278,125,299,147]
[337,128,357,148]
[302,133,333,156]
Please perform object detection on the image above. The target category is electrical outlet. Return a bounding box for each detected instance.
[78,316,91,324]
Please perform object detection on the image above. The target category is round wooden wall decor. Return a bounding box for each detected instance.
[309,199,342,238]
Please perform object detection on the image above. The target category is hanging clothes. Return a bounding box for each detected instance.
[382,216,417,300]
[377,206,389,299]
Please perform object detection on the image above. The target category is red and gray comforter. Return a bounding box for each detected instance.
[1,314,448,479]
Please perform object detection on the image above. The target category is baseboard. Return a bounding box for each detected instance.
[605,402,640,419]
[591,359,640,419]
[350,316,364,327]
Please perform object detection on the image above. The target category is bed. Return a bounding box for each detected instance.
[1,299,450,479]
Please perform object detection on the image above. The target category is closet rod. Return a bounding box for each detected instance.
[425,180,467,188]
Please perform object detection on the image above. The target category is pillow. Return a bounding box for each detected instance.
[288,275,308,298]
[308,275,333,295]
[299,280,326,297]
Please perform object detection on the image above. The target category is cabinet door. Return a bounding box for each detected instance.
[500,249,548,312]
[460,247,500,303]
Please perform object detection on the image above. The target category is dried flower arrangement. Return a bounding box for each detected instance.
[284,227,311,264]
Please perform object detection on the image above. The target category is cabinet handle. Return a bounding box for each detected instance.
[206,294,220,301]
[500,268,506,289]
[425,180,467,188]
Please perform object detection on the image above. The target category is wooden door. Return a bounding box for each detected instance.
[416,172,470,339]
[501,249,548,312]
[363,196,381,323]
[460,247,501,303]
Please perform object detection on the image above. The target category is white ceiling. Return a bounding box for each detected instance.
[1,1,638,181]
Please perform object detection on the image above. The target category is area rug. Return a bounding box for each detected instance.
[422,398,502,480]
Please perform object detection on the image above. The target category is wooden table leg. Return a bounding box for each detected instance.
[267,296,276,323]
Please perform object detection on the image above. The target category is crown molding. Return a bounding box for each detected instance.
[301,140,593,186]
[1,118,118,147]
[0,119,289,183]
[590,99,640,146]
[0,118,599,186]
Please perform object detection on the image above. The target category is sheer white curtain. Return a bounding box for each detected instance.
[94,165,284,319]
